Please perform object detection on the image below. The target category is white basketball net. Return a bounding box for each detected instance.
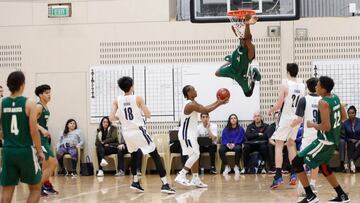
[228,16,246,39]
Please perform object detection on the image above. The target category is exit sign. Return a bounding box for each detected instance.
[48,3,72,18]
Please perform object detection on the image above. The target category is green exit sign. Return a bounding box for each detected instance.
[48,3,72,18]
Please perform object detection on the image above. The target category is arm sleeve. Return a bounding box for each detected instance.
[210,123,218,137]
[236,127,246,144]
[103,126,119,144]
[221,129,229,145]
[295,97,306,117]
[77,129,84,146]
[95,130,101,146]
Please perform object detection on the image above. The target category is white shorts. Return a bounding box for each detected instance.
[300,136,317,151]
[272,125,299,141]
[179,137,200,156]
[122,127,155,155]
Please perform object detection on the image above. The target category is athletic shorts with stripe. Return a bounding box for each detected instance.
[298,139,336,169]
[122,127,155,155]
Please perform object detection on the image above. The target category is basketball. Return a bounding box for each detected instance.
[216,88,230,100]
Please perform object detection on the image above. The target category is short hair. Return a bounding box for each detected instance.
[348,105,357,114]
[117,76,133,93]
[200,112,209,118]
[286,63,299,77]
[0,85,2,88]
[182,85,192,99]
[306,77,319,93]
[319,76,334,93]
[7,71,25,93]
[35,84,51,96]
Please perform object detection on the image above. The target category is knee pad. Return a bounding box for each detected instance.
[291,156,305,173]
[320,164,332,177]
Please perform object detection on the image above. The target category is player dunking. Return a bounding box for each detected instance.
[292,76,350,203]
[215,14,261,97]
[0,71,45,203]
[35,85,58,196]
[109,76,175,194]
[290,77,321,196]
[175,85,227,187]
[268,63,305,189]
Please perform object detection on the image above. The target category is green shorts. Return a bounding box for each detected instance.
[0,147,42,186]
[298,139,336,169]
[218,63,250,93]
[41,136,54,160]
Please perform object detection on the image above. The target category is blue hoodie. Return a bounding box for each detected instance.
[221,126,245,145]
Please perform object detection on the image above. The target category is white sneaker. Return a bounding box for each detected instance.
[240,168,246,174]
[97,170,104,177]
[350,160,356,173]
[234,165,240,175]
[190,177,208,188]
[175,172,191,186]
[100,159,108,167]
[222,165,231,175]
[310,184,318,195]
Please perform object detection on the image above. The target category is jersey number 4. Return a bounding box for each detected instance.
[124,107,134,120]
[10,115,19,135]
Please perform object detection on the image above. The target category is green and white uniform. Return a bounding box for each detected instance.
[298,94,342,169]
[38,102,54,160]
[218,45,261,95]
[0,96,42,186]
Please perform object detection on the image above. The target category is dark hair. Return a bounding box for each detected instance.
[117,76,133,93]
[63,119,78,136]
[182,85,192,99]
[200,112,209,118]
[98,116,111,135]
[306,77,318,93]
[286,63,299,77]
[226,113,239,130]
[348,105,357,114]
[7,71,25,93]
[319,76,334,93]
[0,85,2,88]
[35,84,51,96]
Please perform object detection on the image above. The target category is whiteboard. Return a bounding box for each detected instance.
[312,60,360,109]
[89,63,260,123]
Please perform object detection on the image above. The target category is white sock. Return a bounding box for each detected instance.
[192,173,199,179]
[310,179,316,186]
[180,168,189,175]
[133,175,138,182]
[160,177,168,185]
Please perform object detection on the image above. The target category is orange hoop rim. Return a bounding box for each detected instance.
[227,9,256,19]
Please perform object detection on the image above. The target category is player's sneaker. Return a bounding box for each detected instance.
[100,159,108,167]
[43,183,59,195]
[234,165,240,175]
[190,177,208,188]
[210,167,217,174]
[97,169,104,177]
[175,172,191,186]
[130,182,144,193]
[350,160,356,173]
[222,165,231,175]
[289,173,297,185]
[310,184,318,195]
[270,177,284,189]
[161,183,176,194]
[297,194,319,203]
[41,189,49,198]
[328,193,350,203]
[115,170,125,176]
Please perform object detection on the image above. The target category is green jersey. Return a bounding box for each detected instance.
[1,96,33,148]
[231,45,251,75]
[317,94,342,145]
[37,102,50,142]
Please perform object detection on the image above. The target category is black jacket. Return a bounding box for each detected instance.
[245,121,269,142]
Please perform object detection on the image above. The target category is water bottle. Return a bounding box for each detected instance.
[200,167,205,176]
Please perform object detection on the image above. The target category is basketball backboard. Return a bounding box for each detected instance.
[190,0,300,23]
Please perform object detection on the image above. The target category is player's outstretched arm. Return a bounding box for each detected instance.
[185,97,228,115]
[27,99,44,161]
[137,96,151,119]
[307,100,331,132]
[109,99,119,122]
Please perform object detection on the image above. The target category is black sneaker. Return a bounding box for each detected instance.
[41,189,49,198]
[130,182,144,193]
[210,167,217,174]
[43,184,59,195]
[328,193,350,202]
[161,183,176,194]
[297,194,319,203]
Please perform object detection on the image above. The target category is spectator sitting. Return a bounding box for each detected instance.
[243,111,269,174]
[197,112,218,174]
[56,119,84,177]
[219,114,245,175]
[343,105,360,173]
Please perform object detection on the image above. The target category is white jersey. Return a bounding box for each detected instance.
[303,94,321,139]
[178,100,198,140]
[116,95,145,130]
[279,79,305,126]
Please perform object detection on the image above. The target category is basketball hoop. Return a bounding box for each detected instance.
[227,9,256,39]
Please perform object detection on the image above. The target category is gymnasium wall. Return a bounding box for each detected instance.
[0,1,360,158]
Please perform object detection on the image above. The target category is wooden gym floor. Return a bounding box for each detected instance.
[5,173,360,203]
